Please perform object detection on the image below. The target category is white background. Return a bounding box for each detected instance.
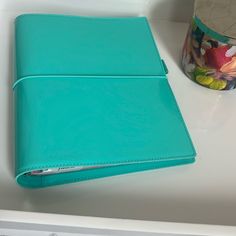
[0,0,194,22]
[1,0,236,235]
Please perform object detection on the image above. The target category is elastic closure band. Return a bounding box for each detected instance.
[13,74,167,90]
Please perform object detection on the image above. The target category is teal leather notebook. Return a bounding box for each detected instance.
[14,14,196,188]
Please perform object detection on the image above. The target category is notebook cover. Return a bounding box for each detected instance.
[14,14,196,188]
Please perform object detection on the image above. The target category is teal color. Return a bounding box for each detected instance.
[14,14,196,188]
[194,16,229,44]
[15,14,165,83]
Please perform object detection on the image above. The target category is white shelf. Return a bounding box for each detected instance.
[1,5,236,235]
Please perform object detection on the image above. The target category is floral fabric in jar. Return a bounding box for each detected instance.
[182,18,236,90]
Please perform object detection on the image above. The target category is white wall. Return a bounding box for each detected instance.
[0,0,194,22]
[0,0,143,16]
[144,0,194,22]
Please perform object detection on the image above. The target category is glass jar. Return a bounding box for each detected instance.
[182,0,236,90]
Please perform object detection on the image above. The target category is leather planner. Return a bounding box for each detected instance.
[14,14,196,188]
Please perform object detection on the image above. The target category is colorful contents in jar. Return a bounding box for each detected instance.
[182,19,236,90]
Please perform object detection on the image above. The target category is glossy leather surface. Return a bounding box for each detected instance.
[14,14,195,188]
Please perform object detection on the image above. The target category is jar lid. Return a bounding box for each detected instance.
[195,0,236,40]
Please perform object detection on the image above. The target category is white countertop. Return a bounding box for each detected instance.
[0,10,236,230]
